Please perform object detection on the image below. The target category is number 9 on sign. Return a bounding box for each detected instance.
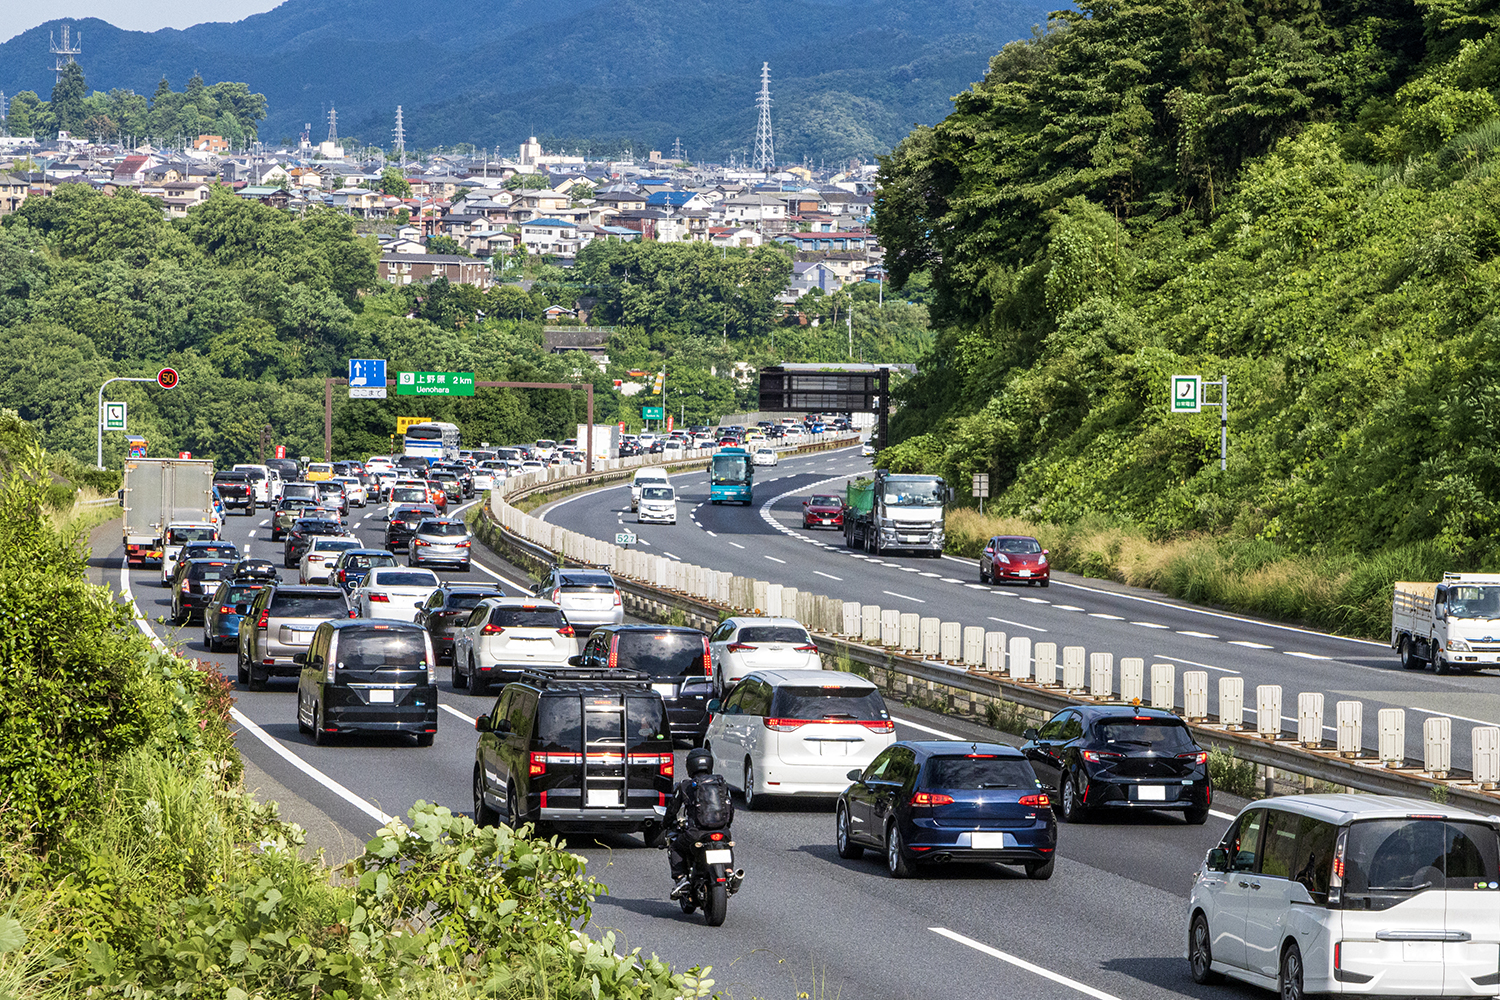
[156,367,180,390]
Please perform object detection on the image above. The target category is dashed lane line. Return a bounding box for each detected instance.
[814,571,843,581]
[883,590,925,603]
[988,616,1048,633]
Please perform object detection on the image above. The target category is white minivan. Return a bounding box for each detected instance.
[1187,794,1500,998]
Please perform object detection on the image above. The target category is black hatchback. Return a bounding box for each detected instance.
[572,624,714,746]
[837,741,1058,879]
[1020,705,1211,824]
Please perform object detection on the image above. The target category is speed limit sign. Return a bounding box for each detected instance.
[156,367,180,389]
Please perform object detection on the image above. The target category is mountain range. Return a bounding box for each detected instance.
[0,0,1053,162]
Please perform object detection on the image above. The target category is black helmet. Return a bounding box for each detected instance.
[686,748,713,777]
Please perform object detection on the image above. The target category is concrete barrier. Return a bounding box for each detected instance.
[1034,642,1058,687]
[1119,658,1144,704]
[1008,636,1032,682]
[1088,652,1112,699]
[1150,663,1175,710]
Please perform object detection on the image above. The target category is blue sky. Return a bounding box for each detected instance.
[3,1,281,44]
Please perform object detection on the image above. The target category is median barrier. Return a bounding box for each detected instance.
[962,627,985,670]
[919,618,940,657]
[473,432,1500,813]
[843,601,862,637]
[1298,692,1324,747]
[766,583,784,617]
[1119,657,1144,704]
[899,613,920,651]
[1151,663,1174,710]
[1035,641,1057,687]
[862,605,881,642]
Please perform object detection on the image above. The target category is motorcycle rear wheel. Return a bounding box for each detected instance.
[703,865,728,926]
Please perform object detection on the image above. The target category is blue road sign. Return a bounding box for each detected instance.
[349,359,386,386]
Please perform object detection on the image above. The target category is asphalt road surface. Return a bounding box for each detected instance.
[98,490,1265,1000]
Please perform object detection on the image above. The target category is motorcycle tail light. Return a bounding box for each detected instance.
[709,832,725,841]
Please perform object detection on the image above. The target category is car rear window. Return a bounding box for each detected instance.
[613,632,707,677]
[215,473,250,482]
[239,469,267,481]
[418,521,468,536]
[168,527,216,544]
[343,553,397,570]
[736,625,812,644]
[1342,819,1500,900]
[447,591,503,609]
[186,544,238,559]
[296,520,342,534]
[225,584,264,603]
[337,630,427,672]
[370,571,440,587]
[537,694,667,748]
[188,562,231,581]
[769,685,887,721]
[558,575,613,592]
[490,607,568,628]
[392,488,428,502]
[925,756,1038,790]
[1095,719,1197,751]
[312,538,359,552]
[268,594,349,618]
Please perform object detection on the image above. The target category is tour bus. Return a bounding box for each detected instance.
[403,422,461,465]
[708,446,754,505]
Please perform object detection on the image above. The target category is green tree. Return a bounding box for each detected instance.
[49,62,87,136]
[5,91,41,138]
[381,168,412,197]
[426,235,470,257]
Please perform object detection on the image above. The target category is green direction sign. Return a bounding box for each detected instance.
[641,405,665,420]
[1170,375,1201,414]
[396,371,476,396]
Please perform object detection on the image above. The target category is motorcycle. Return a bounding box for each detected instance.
[655,806,745,926]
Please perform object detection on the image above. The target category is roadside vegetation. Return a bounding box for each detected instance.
[0,430,710,999]
[876,2,1500,637]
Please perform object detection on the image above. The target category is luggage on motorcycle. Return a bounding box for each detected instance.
[691,774,733,830]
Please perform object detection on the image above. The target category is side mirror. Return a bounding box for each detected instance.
[1023,727,1040,741]
[1206,848,1229,872]
[474,716,490,732]
[846,768,863,782]
[292,653,307,665]
[706,698,722,714]
[567,654,583,666]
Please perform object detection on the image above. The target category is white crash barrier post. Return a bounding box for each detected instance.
[1378,708,1406,766]
[862,606,882,643]
[842,601,861,636]
[1182,671,1208,721]
[823,597,844,635]
[899,613,920,651]
[765,583,784,618]
[1256,685,1282,738]
[1297,692,1324,748]
[1219,676,1244,730]
[1062,647,1085,693]
[1150,663,1175,711]
[1033,642,1057,687]
[939,622,962,661]
[1424,716,1451,778]
[962,627,985,669]
[881,610,901,647]
[1088,652,1113,699]
[1336,701,1362,757]
[717,572,733,604]
[1119,658,1144,704]
[1473,727,1500,789]
[983,631,1006,672]
[918,617,941,657]
[752,580,769,613]
[795,590,814,627]
[1008,636,1032,682]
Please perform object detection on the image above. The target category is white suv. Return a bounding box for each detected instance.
[630,468,670,512]
[450,598,576,693]
[1187,794,1500,998]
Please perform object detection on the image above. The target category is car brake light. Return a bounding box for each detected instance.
[481,623,505,635]
[181,580,192,592]
[218,605,233,614]
[1018,793,1051,807]
[256,609,269,628]
[338,570,346,582]
[557,624,575,637]
[1082,750,1101,762]
[529,752,546,776]
[613,589,622,607]
[726,642,754,652]
[368,593,389,602]
[552,588,561,603]
[608,634,618,669]
[702,636,712,678]
[457,540,470,547]
[765,718,806,731]
[1333,942,1340,972]
[911,792,954,806]
[413,539,430,546]
[1178,751,1209,764]
[795,643,819,653]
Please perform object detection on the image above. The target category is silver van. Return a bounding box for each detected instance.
[1187,794,1500,998]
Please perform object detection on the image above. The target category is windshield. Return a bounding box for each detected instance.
[641,486,674,501]
[1446,586,1500,619]
[925,756,1039,790]
[712,457,750,484]
[808,495,842,507]
[882,478,945,507]
[1095,719,1198,750]
[993,537,1043,554]
[1343,819,1500,909]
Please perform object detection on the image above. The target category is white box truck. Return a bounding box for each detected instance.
[1391,573,1500,674]
[121,458,215,566]
[576,423,620,462]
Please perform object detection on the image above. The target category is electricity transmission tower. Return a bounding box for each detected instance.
[327,105,338,144]
[50,24,81,83]
[671,136,684,162]
[393,106,406,167]
[753,62,774,174]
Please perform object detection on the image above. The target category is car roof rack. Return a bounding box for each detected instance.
[518,667,655,687]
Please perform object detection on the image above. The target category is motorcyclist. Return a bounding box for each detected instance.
[665,748,734,899]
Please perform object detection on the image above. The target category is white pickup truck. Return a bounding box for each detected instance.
[1391,573,1500,674]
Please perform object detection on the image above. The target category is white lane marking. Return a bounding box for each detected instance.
[532,481,630,522]
[893,715,961,738]
[929,927,1123,1000]
[900,566,920,573]
[1018,597,1050,604]
[1178,630,1219,639]
[1151,655,1239,675]
[988,616,1048,633]
[704,530,717,537]
[1132,622,1169,629]
[814,571,843,581]
[259,519,270,527]
[440,703,475,724]
[1210,809,1237,821]
[1051,605,1084,612]
[940,578,962,584]
[883,590,925,603]
[1228,640,1273,650]
[248,530,256,538]
[470,560,533,592]
[765,555,787,564]
[729,542,745,549]
[1408,705,1500,728]
[1089,613,1125,621]
[849,553,868,559]
[918,572,941,578]
[964,583,990,590]
[1285,651,1331,660]
[662,552,682,561]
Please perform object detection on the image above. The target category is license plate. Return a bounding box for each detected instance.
[817,741,849,755]
[586,789,620,807]
[369,689,394,704]
[1137,784,1166,801]
[652,683,676,697]
[703,849,733,864]
[971,831,1014,849]
[1019,570,1032,577]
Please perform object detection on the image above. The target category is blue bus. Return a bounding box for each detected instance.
[709,447,754,505]
[403,421,461,465]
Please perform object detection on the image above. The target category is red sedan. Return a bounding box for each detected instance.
[979,535,1049,586]
[801,494,846,529]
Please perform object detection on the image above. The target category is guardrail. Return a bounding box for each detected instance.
[476,438,1500,812]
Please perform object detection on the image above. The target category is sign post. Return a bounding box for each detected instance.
[1170,375,1228,470]
[96,370,179,468]
[349,359,388,398]
[972,473,990,515]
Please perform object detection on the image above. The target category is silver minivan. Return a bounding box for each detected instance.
[1187,794,1500,998]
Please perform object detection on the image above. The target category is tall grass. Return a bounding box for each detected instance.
[946,508,1450,638]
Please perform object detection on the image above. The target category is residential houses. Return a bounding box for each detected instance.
[379,253,493,289]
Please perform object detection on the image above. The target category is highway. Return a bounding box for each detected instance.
[105,487,1251,1000]
[540,445,1500,769]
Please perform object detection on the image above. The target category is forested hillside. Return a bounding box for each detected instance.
[874,0,1500,567]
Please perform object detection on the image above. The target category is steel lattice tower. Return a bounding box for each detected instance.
[50,24,81,83]
[392,106,406,165]
[753,62,774,173]
[327,104,338,143]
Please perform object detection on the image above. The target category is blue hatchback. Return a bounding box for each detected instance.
[202,579,270,653]
[836,741,1058,879]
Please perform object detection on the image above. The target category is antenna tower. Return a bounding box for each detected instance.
[326,104,338,143]
[753,62,774,173]
[393,105,406,166]
[50,23,82,83]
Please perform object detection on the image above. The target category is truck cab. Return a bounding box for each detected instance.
[843,471,949,557]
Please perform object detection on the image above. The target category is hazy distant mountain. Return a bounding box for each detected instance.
[0,0,1053,161]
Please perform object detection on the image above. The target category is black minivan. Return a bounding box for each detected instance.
[573,624,714,745]
[473,668,673,841]
[295,619,438,746]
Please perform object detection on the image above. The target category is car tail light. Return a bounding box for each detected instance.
[702,636,712,678]
[726,642,754,652]
[457,540,470,548]
[858,719,895,733]
[795,643,819,653]
[1333,942,1341,972]
[413,539,430,547]
[613,589,623,607]
[551,588,562,603]
[557,624,575,637]
[218,605,233,615]
[1081,750,1122,762]
[529,752,546,776]
[326,658,336,683]
[181,580,192,592]
[338,570,346,582]
[348,608,358,618]
[764,718,806,731]
[1019,793,1051,807]
[608,634,618,669]
[368,593,389,602]
[1178,751,1209,764]
[911,792,954,806]
[481,623,505,635]
[256,609,269,629]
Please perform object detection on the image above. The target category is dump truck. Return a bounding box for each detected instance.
[843,470,949,557]
[121,458,215,566]
[1391,573,1500,674]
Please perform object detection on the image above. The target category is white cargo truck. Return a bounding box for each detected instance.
[575,423,620,462]
[1391,573,1500,674]
[120,458,215,566]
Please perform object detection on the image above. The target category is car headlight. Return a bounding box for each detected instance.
[1448,637,1472,651]
[1038,554,1048,566]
